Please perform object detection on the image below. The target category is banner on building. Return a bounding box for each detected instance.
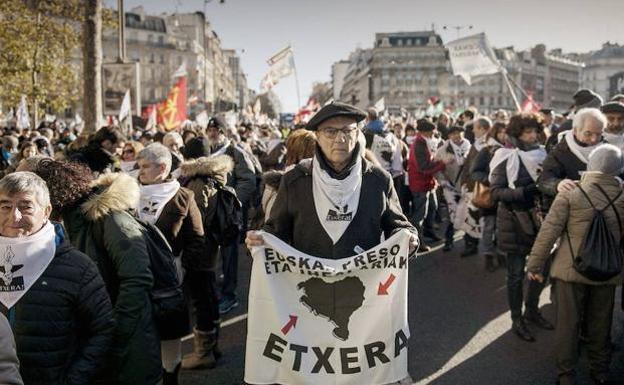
[446,33,501,85]
[102,62,141,116]
[245,230,411,385]
[260,46,296,92]
[157,76,187,131]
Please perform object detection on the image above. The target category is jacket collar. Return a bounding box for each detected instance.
[580,171,622,188]
[178,155,234,185]
[81,173,140,221]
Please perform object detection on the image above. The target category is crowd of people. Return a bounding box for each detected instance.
[0,88,622,385]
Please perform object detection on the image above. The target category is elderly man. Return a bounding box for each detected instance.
[538,108,606,200]
[247,101,417,259]
[136,143,212,383]
[600,101,624,149]
[0,172,114,385]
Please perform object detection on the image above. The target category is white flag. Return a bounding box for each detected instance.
[445,33,501,85]
[119,90,131,122]
[260,46,295,92]
[374,97,385,113]
[145,106,157,132]
[16,95,30,130]
[173,62,187,78]
[245,230,411,385]
[195,110,209,129]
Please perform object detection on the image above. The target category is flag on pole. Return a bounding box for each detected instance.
[16,95,30,130]
[157,77,187,131]
[172,62,188,78]
[445,33,501,85]
[260,46,295,92]
[521,93,541,113]
[118,90,133,135]
[145,105,157,131]
[374,97,385,113]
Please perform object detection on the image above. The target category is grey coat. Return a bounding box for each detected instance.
[0,314,22,385]
[263,157,416,260]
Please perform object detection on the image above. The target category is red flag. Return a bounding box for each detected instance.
[157,77,187,131]
[521,93,541,113]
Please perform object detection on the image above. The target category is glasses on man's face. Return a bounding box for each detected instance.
[319,126,358,140]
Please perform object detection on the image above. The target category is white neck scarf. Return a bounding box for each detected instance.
[210,139,231,158]
[312,154,363,245]
[120,160,137,173]
[0,222,56,309]
[564,129,600,164]
[138,180,181,224]
[604,132,624,150]
[425,136,441,154]
[473,134,489,152]
[489,146,547,188]
[449,139,471,166]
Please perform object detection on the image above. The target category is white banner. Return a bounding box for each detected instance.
[445,33,500,85]
[260,46,296,92]
[245,230,411,385]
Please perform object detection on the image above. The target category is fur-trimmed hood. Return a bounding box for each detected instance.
[262,170,284,189]
[179,155,234,184]
[81,172,140,221]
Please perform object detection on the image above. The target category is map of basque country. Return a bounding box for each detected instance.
[297,276,366,341]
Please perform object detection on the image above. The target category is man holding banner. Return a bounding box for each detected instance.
[245,102,417,384]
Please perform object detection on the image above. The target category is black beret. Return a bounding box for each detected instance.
[416,118,435,132]
[611,94,624,102]
[306,102,366,131]
[207,116,227,131]
[447,125,465,134]
[573,89,603,108]
[601,101,624,114]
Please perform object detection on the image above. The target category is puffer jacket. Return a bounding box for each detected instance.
[61,173,161,385]
[527,172,624,285]
[0,313,22,385]
[1,226,114,385]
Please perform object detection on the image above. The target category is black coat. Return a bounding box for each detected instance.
[1,241,114,385]
[469,144,502,216]
[490,159,541,256]
[537,137,586,199]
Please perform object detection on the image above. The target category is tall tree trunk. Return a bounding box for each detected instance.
[82,0,102,134]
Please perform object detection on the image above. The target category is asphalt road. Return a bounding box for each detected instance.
[181,239,624,385]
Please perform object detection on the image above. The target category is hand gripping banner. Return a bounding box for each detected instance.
[245,230,411,385]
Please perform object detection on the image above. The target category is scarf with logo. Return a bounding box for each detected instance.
[138,180,180,224]
[564,129,601,164]
[449,138,471,166]
[0,221,56,309]
[312,144,363,244]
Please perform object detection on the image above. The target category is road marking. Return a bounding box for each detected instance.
[181,313,249,342]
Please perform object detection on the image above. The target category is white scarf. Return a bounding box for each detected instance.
[0,222,56,309]
[489,146,547,188]
[312,154,363,244]
[604,131,624,150]
[473,134,493,152]
[425,136,441,154]
[138,180,181,224]
[449,139,471,166]
[564,129,600,164]
[120,160,137,173]
[210,140,231,158]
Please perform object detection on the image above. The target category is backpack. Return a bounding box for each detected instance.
[136,219,188,338]
[201,176,243,246]
[566,184,624,282]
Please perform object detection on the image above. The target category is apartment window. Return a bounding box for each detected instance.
[158,36,164,45]
[147,34,154,43]
[160,54,165,64]
[149,53,155,63]
[149,88,155,100]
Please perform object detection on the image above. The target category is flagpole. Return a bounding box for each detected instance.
[501,69,521,112]
[291,44,302,109]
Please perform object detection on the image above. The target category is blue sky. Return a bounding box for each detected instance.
[106,0,624,112]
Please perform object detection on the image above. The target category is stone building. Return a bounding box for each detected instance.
[582,42,624,100]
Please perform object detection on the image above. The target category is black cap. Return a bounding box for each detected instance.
[601,101,624,115]
[572,89,603,109]
[306,102,366,131]
[207,116,227,132]
[447,125,465,135]
[183,136,211,159]
[611,94,624,103]
[416,118,435,132]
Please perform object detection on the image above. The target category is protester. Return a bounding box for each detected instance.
[0,172,114,385]
[163,132,185,171]
[33,160,162,385]
[70,126,125,174]
[527,144,624,385]
[247,102,418,261]
[120,140,143,174]
[489,112,553,342]
[284,128,316,167]
[600,101,624,149]
[436,113,451,140]
[0,313,22,385]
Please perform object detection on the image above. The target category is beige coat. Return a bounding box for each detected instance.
[527,172,624,285]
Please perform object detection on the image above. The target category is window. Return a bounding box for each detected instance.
[158,36,164,45]
[150,53,155,63]
[160,54,165,64]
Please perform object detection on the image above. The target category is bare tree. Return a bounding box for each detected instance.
[82,0,102,134]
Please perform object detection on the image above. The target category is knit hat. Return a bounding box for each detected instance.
[587,144,624,176]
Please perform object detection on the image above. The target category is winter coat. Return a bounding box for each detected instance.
[223,143,257,206]
[470,144,503,216]
[179,155,234,271]
[527,172,624,285]
[0,314,22,385]
[407,134,445,193]
[490,156,541,256]
[69,142,117,175]
[434,141,464,187]
[61,173,161,385]
[261,170,283,221]
[459,145,480,191]
[2,232,114,385]
[537,137,586,198]
[263,156,416,260]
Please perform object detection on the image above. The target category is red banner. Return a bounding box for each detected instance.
[157,77,187,131]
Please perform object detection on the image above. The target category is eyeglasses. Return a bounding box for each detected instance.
[123,149,135,155]
[319,127,359,140]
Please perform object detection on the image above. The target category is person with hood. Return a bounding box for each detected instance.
[0,172,114,385]
[206,116,257,314]
[33,160,162,385]
[489,112,553,342]
[600,101,624,150]
[0,313,22,385]
[434,126,471,252]
[527,144,624,385]
[246,102,418,263]
[70,126,125,175]
[177,137,234,371]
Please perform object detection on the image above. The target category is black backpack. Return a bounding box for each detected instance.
[567,184,624,282]
[136,219,188,338]
[201,176,243,246]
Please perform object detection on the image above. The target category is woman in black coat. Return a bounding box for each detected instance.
[489,113,553,343]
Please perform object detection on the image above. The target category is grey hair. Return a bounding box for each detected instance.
[137,143,172,175]
[476,116,493,130]
[0,171,51,208]
[163,132,183,147]
[573,108,607,131]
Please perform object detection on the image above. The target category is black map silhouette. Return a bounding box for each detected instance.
[297,276,365,341]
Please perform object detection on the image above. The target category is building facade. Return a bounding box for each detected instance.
[582,42,624,100]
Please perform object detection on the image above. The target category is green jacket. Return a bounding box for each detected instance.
[62,173,161,385]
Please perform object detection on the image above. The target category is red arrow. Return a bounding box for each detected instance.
[378,274,396,295]
[281,315,298,335]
